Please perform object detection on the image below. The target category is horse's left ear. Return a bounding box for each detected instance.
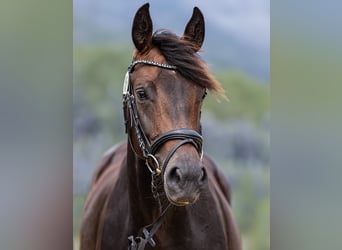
[182,7,205,52]
[132,3,153,52]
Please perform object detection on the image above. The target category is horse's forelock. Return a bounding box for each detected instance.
[151,30,224,94]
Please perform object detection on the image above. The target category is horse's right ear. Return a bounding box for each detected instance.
[182,7,205,52]
[132,3,153,52]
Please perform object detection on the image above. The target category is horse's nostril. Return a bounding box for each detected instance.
[168,167,182,183]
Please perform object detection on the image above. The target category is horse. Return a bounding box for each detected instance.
[80,3,242,250]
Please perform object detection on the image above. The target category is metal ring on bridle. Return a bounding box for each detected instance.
[146,154,161,175]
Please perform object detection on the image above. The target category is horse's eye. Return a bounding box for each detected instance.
[136,88,148,100]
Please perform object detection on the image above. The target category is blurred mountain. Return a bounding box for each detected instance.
[74,0,269,81]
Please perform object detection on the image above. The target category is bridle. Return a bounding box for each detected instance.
[123,59,204,250]
[123,59,203,176]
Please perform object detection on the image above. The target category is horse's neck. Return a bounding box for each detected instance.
[126,143,158,223]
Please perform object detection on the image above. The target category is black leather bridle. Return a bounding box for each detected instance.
[123,60,204,250]
[123,59,203,176]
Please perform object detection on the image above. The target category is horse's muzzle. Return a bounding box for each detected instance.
[164,158,207,206]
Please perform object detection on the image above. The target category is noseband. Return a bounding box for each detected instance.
[123,59,203,175]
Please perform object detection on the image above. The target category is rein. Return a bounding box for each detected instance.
[123,60,204,249]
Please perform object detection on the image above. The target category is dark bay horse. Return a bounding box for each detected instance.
[80,3,241,250]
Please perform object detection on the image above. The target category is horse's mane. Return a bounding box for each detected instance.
[152,30,224,94]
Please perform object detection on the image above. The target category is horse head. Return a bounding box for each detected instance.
[125,3,223,206]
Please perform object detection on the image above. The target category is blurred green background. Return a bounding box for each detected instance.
[73,1,269,249]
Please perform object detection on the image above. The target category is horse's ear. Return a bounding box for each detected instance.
[182,7,205,52]
[132,3,153,52]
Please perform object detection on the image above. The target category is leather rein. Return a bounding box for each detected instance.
[123,60,204,249]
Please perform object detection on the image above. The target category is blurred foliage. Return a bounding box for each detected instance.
[74,45,129,104]
[74,45,130,140]
[73,194,86,236]
[233,169,270,250]
[73,194,85,250]
[204,71,269,122]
